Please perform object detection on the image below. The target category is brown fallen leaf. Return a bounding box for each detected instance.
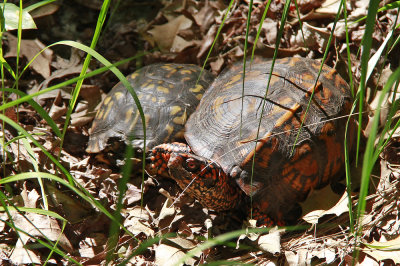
[155,244,196,266]
[362,235,400,264]
[191,3,216,33]
[257,227,283,254]
[12,212,73,253]
[148,15,193,52]
[46,183,93,224]
[290,22,332,52]
[10,244,41,265]
[302,191,349,224]
[4,32,52,78]
[314,0,344,16]
[124,206,154,237]
[30,3,60,19]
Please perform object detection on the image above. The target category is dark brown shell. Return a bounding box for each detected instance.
[87,63,214,153]
[185,57,354,220]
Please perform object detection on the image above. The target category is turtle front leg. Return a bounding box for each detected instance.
[147,142,192,176]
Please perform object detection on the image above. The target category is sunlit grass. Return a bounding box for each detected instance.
[0,0,399,264]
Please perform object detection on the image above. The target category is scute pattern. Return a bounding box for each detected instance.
[87,63,214,153]
[180,57,354,224]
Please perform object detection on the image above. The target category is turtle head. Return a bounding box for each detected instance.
[166,152,243,211]
[148,143,243,211]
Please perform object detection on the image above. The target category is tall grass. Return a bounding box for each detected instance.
[0,0,399,264]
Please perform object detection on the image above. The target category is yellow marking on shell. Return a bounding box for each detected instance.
[159,98,166,104]
[152,97,157,102]
[124,108,134,123]
[278,97,294,107]
[196,93,203,100]
[189,84,204,93]
[114,92,124,101]
[145,83,155,90]
[157,86,169,93]
[274,103,301,128]
[128,111,140,131]
[325,69,337,81]
[288,57,301,66]
[103,96,112,105]
[180,69,193,75]
[164,124,174,140]
[213,96,225,121]
[103,100,114,118]
[182,76,191,82]
[173,129,185,139]
[161,64,173,70]
[224,73,242,89]
[279,58,290,64]
[166,69,178,78]
[130,72,139,80]
[269,74,281,85]
[302,81,319,95]
[335,75,349,93]
[144,114,150,125]
[302,73,314,83]
[172,109,187,125]
[95,109,104,119]
[170,105,182,115]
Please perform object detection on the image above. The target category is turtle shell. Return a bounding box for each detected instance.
[86,63,214,154]
[185,57,354,221]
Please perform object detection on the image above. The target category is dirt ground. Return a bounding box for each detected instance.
[1,0,399,264]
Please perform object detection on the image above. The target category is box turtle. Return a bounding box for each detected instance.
[149,57,355,226]
[86,63,214,156]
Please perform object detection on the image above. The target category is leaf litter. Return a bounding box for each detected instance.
[0,0,399,265]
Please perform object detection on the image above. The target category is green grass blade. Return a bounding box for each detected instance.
[0,55,16,79]
[250,0,272,61]
[24,0,57,13]
[0,115,133,236]
[59,0,112,159]
[0,206,66,221]
[353,0,381,262]
[200,0,235,72]
[2,87,61,137]
[239,0,253,137]
[290,0,344,156]
[248,0,291,219]
[21,136,49,213]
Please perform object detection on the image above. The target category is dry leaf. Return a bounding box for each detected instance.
[257,227,283,254]
[301,182,343,218]
[148,15,193,52]
[124,207,154,237]
[315,0,343,15]
[192,3,215,33]
[21,187,40,208]
[12,212,73,252]
[285,249,310,266]
[10,244,41,265]
[4,33,52,78]
[168,237,197,250]
[155,244,196,266]
[302,191,349,224]
[362,235,400,264]
[290,22,332,52]
[30,3,60,18]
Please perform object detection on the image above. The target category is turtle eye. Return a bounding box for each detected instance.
[185,158,200,172]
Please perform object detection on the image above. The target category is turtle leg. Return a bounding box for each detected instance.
[147,142,192,176]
